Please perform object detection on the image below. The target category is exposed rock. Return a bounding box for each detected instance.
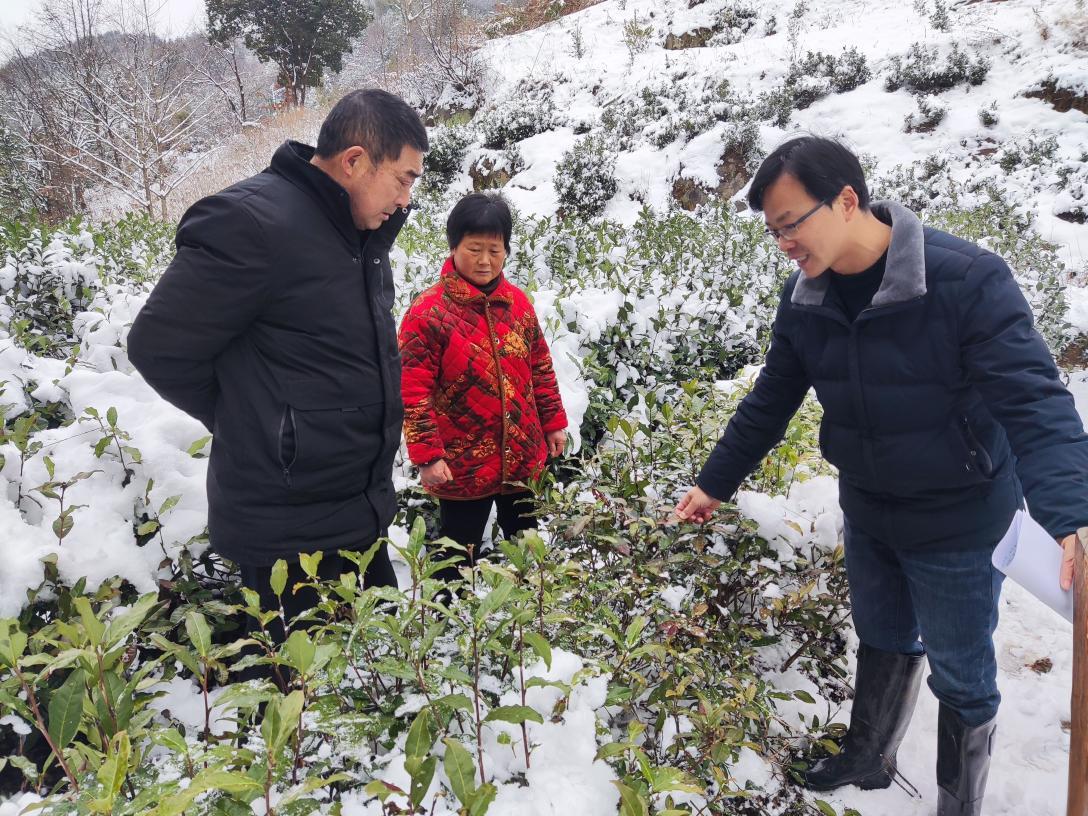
[469,156,512,190]
[1058,335,1088,369]
[1024,78,1088,115]
[671,145,752,211]
[425,106,477,127]
[1056,209,1087,225]
[664,26,716,49]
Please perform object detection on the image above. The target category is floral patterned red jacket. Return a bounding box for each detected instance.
[398,257,568,499]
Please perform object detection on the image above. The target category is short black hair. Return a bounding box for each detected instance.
[315,89,428,164]
[446,193,513,252]
[747,136,870,212]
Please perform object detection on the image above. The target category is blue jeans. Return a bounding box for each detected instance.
[843,516,1005,726]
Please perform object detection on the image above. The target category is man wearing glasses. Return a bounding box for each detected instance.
[129,90,427,657]
[675,136,1087,814]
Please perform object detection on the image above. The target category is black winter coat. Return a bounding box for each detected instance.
[697,201,1088,549]
[128,141,407,565]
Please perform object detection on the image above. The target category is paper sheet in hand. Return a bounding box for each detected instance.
[991,510,1074,623]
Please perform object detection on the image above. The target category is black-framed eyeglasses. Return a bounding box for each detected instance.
[764,199,829,241]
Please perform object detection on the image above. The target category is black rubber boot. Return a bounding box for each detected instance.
[936,703,996,815]
[802,643,926,791]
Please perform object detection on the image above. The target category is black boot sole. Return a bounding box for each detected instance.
[802,766,894,792]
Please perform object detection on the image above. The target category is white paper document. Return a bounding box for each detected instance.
[991,510,1074,623]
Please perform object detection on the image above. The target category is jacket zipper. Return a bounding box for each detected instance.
[278,406,297,487]
[483,300,509,486]
[846,321,881,492]
[962,415,993,475]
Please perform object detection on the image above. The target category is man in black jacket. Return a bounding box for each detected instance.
[674,137,1087,815]
[128,90,427,639]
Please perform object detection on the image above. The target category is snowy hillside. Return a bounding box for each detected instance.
[450,0,1088,272]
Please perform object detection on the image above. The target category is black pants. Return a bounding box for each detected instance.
[239,541,397,645]
[436,491,536,579]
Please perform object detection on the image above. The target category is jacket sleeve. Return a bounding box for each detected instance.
[127,194,270,430]
[527,307,568,433]
[696,278,811,501]
[398,303,447,465]
[959,253,1088,539]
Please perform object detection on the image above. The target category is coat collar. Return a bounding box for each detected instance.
[441,256,516,305]
[791,200,927,309]
[268,140,410,251]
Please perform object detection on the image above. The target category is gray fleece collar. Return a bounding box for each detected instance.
[790,200,927,309]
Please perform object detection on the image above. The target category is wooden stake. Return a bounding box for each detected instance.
[1069,528,1088,816]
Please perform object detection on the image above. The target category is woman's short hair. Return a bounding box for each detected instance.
[446,193,513,252]
[747,136,870,212]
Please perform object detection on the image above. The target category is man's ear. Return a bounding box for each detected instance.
[839,185,860,221]
[341,145,371,178]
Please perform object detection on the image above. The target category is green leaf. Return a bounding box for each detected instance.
[52,514,75,540]
[270,559,288,597]
[475,579,515,624]
[440,665,474,686]
[47,668,86,750]
[136,520,160,536]
[9,754,39,783]
[192,770,263,796]
[184,610,212,658]
[522,632,552,670]
[814,801,837,816]
[298,551,323,579]
[213,683,272,711]
[152,728,189,755]
[96,730,130,806]
[613,781,649,816]
[433,693,474,713]
[103,593,158,648]
[595,742,630,761]
[363,779,403,803]
[817,739,841,756]
[186,435,211,457]
[340,541,381,586]
[44,455,55,480]
[794,689,816,704]
[284,629,316,675]
[648,766,703,795]
[106,407,118,427]
[404,708,435,761]
[93,437,111,458]
[158,495,181,515]
[405,754,437,808]
[267,690,305,756]
[279,773,352,807]
[624,615,649,648]
[73,596,105,646]
[443,737,477,806]
[0,620,28,667]
[483,705,543,726]
[468,782,497,816]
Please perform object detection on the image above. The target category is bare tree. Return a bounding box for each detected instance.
[185,34,275,128]
[3,0,223,218]
[375,0,485,114]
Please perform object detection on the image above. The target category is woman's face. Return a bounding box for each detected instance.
[452,233,507,289]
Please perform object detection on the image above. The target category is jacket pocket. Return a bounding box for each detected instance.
[959,415,994,479]
[278,379,385,504]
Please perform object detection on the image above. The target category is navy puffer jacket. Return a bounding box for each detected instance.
[697,201,1088,549]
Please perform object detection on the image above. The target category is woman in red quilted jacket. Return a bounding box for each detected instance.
[398,193,568,580]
